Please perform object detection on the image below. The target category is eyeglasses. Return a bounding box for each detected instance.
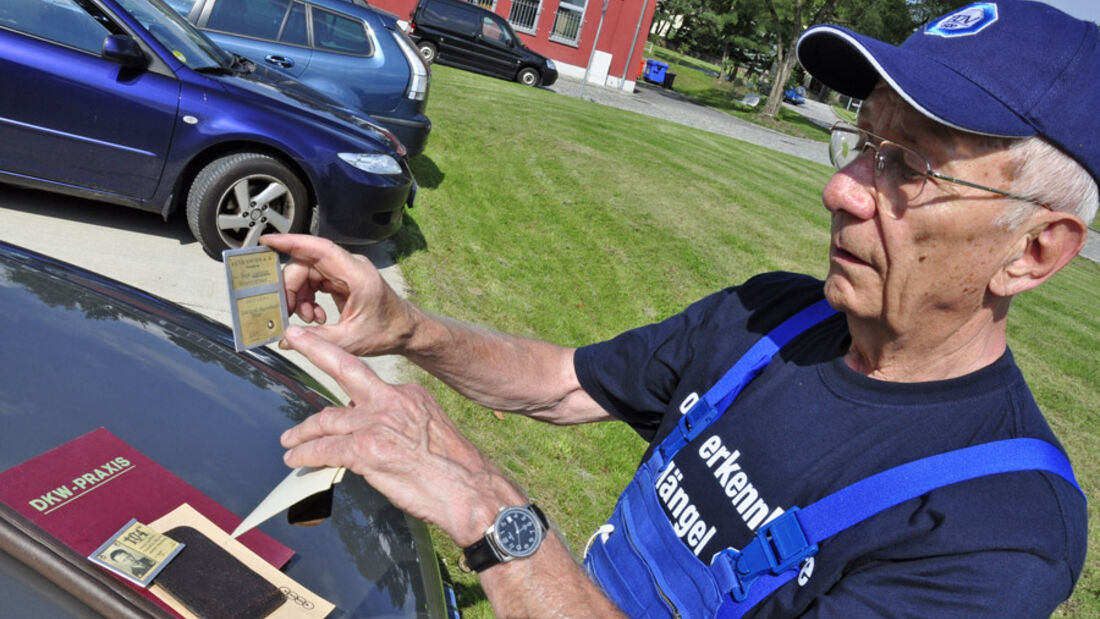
[828,122,1050,211]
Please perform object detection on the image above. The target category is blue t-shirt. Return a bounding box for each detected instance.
[574,272,1086,617]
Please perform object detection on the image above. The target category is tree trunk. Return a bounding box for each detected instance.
[762,36,799,117]
[761,0,798,118]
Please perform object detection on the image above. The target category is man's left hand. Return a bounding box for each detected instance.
[279,326,523,547]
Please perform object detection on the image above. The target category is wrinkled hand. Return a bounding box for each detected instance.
[259,234,416,357]
[279,326,518,546]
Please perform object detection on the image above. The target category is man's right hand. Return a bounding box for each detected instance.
[262,234,609,426]
[259,234,418,357]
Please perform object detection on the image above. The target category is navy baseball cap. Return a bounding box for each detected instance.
[796,0,1100,187]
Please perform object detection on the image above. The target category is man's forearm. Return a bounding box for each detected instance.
[400,309,610,425]
[478,533,626,618]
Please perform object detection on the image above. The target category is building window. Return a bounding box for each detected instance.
[549,0,585,45]
[466,0,496,10]
[508,0,541,34]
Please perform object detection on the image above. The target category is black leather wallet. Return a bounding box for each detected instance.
[154,526,285,619]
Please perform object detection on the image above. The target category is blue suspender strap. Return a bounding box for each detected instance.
[711,438,1085,618]
[585,295,839,618]
[706,298,838,415]
[652,298,838,470]
[800,438,1084,541]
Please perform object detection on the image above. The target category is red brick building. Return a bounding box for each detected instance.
[375,0,658,88]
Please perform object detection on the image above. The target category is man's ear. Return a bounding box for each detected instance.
[990,212,1087,297]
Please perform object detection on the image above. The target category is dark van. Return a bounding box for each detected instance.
[409,0,558,86]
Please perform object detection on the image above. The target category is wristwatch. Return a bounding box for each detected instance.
[461,504,548,572]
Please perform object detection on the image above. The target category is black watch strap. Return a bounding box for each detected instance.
[461,536,501,572]
[529,503,549,530]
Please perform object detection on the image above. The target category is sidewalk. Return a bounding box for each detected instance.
[545,76,830,167]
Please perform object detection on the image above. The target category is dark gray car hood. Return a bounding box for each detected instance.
[0,242,446,617]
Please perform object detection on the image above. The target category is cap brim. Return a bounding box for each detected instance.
[797,25,1035,138]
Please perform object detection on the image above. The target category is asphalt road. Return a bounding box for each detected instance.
[548,76,833,167]
[0,184,405,400]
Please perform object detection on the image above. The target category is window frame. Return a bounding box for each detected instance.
[203,0,295,43]
[307,3,375,57]
[507,0,541,35]
[548,0,585,46]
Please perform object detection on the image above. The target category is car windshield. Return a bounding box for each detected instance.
[114,0,232,70]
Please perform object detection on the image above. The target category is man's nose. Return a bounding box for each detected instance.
[822,154,878,220]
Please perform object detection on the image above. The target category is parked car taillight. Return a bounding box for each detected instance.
[392,28,430,101]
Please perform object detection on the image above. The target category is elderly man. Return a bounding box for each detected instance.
[261,1,1093,616]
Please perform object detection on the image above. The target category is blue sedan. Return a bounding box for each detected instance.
[0,0,415,259]
[783,87,806,105]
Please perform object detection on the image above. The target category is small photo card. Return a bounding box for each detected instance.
[223,246,289,352]
[89,519,184,587]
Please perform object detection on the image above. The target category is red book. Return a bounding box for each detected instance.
[0,428,294,613]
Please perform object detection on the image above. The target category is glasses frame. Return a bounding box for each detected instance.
[828,122,1051,211]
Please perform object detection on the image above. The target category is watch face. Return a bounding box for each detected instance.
[494,507,542,558]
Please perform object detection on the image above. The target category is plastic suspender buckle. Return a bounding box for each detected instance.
[711,507,818,602]
[656,399,716,468]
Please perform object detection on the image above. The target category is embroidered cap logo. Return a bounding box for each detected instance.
[925,2,998,38]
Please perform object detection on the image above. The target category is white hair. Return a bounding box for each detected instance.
[998,136,1099,229]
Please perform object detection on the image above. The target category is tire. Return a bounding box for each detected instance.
[417,41,437,64]
[186,153,309,260]
[517,67,540,87]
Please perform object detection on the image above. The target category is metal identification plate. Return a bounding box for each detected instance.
[89,519,184,587]
[223,246,289,352]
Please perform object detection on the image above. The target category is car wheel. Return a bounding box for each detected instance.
[186,153,309,260]
[517,67,540,87]
[417,41,437,64]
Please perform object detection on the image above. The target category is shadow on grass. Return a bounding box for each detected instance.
[392,211,428,261]
[410,154,445,189]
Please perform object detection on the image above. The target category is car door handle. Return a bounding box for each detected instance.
[264,55,294,68]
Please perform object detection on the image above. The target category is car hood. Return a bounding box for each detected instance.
[0,242,445,617]
[204,63,405,155]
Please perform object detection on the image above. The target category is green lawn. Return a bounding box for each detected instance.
[395,65,1099,617]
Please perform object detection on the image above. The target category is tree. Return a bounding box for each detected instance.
[757,0,973,117]
[760,0,839,118]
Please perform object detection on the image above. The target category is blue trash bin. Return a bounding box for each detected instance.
[644,59,669,84]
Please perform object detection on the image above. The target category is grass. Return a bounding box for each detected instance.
[644,44,832,142]
[833,105,857,123]
[394,65,1099,617]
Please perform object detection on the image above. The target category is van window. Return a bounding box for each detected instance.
[311,7,371,55]
[479,15,512,46]
[422,1,477,36]
[207,0,291,41]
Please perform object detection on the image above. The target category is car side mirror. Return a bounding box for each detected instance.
[102,35,148,69]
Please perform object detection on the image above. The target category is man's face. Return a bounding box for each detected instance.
[112,549,138,569]
[821,87,1026,333]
